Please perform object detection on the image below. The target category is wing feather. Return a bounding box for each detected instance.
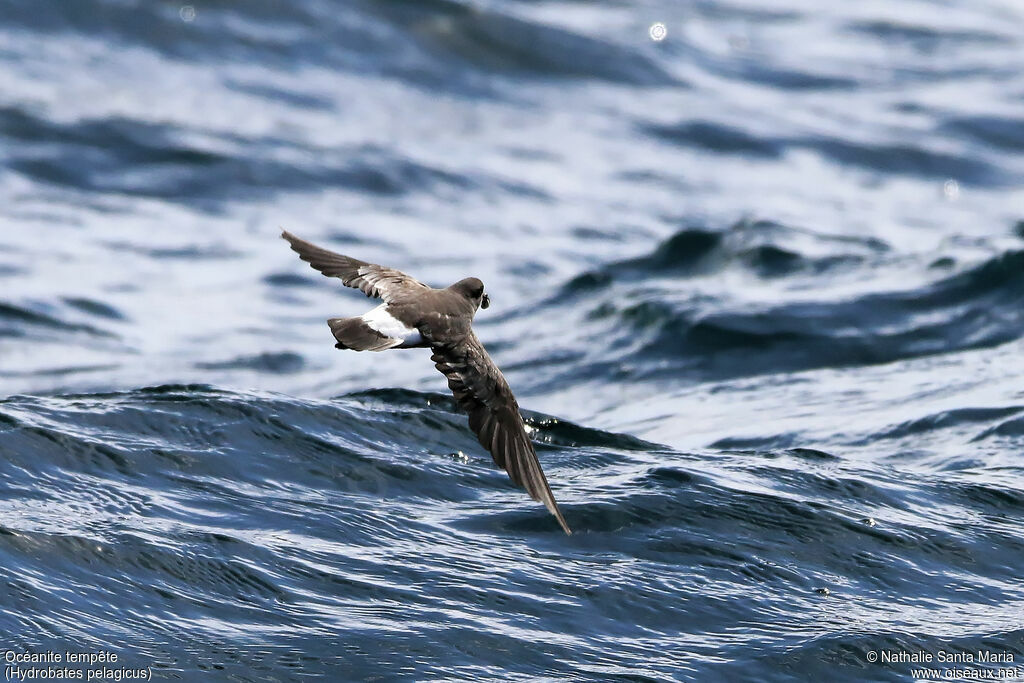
[281,230,428,303]
[431,334,571,534]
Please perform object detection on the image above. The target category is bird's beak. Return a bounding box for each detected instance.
[481,293,490,309]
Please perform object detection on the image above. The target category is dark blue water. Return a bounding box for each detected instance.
[2,0,1024,680]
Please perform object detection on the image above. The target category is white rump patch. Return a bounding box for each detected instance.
[362,304,422,346]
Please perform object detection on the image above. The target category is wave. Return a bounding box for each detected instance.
[386,1,676,86]
[3,0,674,98]
[3,384,1023,677]
[1,106,493,205]
[875,406,1024,441]
[644,119,1006,184]
[846,20,1013,48]
[564,220,886,292]
[643,121,785,159]
[194,351,306,374]
[0,383,645,489]
[554,223,1024,381]
[0,300,119,339]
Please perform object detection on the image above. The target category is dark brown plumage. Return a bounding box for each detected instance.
[282,230,571,535]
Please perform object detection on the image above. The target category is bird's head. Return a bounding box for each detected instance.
[453,277,490,310]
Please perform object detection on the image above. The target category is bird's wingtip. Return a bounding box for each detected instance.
[550,505,572,535]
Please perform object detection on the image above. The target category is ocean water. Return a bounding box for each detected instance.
[2,0,1024,680]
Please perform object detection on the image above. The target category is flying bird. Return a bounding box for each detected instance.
[281,230,571,535]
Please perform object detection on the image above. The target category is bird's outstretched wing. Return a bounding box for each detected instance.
[281,230,429,303]
[431,333,571,535]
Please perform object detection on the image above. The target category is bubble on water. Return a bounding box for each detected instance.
[943,179,960,201]
[649,23,667,42]
[180,5,196,22]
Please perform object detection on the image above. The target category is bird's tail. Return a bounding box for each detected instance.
[327,317,403,352]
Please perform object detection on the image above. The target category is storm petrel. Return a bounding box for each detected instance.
[281,231,571,535]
